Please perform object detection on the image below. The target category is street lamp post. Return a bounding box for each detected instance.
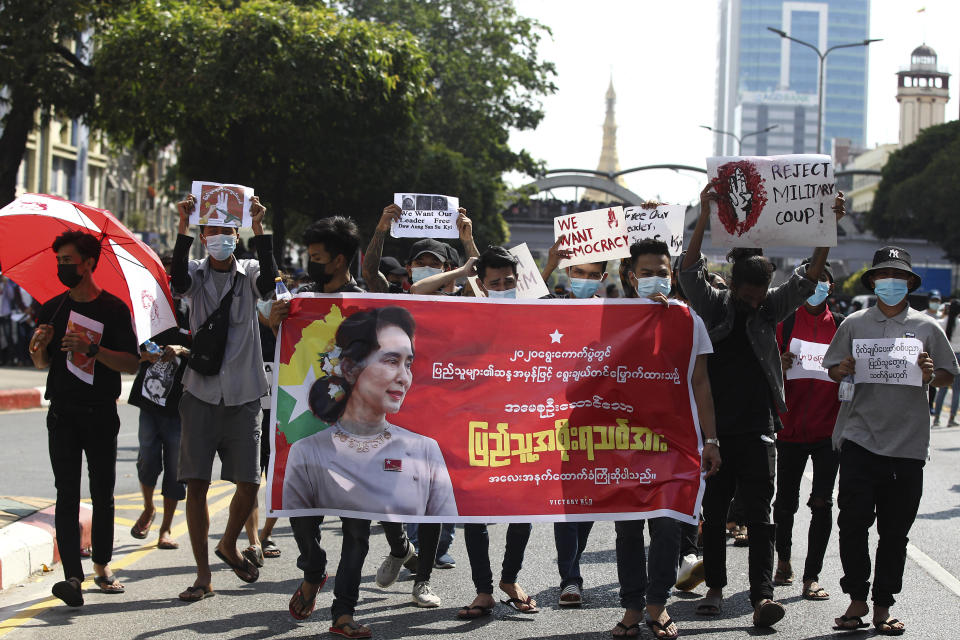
[767,27,881,154]
[699,124,779,155]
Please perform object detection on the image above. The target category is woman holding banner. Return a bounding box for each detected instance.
[282,306,457,635]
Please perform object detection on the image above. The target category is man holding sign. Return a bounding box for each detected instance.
[823,247,959,635]
[774,260,844,602]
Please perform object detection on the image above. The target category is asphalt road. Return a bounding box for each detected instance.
[0,405,959,639]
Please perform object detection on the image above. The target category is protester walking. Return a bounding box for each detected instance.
[933,298,960,426]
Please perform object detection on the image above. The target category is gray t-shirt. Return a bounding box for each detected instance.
[211,268,232,297]
[823,304,960,460]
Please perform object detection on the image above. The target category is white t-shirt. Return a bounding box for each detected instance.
[283,423,458,517]
[690,307,714,357]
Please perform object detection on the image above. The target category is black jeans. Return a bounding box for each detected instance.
[288,516,372,623]
[464,523,532,594]
[412,523,441,583]
[678,521,700,560]
[47,402,120,581]
[702,433,777,606]
[837,441,924,608]
[774,438,839,582]
[554,521,594,588]
[616,518,681,609]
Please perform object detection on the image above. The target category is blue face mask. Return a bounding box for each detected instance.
[410,266,442,283]
[569,277,601,299]
[634,276,671,299]
[806,281,830,306]
[874,277,909,306]
[486,288,517,299]
[205,233,237,261]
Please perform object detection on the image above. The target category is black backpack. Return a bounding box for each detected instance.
[188,273,239,376]
[780,309,844,353]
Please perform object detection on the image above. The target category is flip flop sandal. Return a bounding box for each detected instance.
[328,620,372,638]
[93,575,125,594]
[52,578,84,607]
[611,621,641,638]
[801,585,830,600]
[243,545,265,568]
[262,539,281,558]
[179,585,215,602]
[456,605,493,619]
[214,548,259,583]
[157,539,180,550]
[288,574,327,621]
[646,618,680,639]
[695,596,722,616]
[773,569,794,585]
[752,600,785,628]
[832,615,869,631]
[501,597,539,613]
[130,511,156,539]
[875,618,906,636]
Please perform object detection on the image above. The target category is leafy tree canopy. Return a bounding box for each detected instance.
[865,120,960,261]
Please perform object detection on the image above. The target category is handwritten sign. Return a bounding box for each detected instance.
[706,154,836,248]
[852,338,922,386]
[190,181,254,228]
[624,204,686,256]
[508,243,549,299]
[66,310,103,385]
[554,206,630,269]
[786,338,832,382]
[392,193,460,239]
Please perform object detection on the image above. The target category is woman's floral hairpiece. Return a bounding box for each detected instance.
[317,345,345,401]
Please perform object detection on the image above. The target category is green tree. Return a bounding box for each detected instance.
[92,0,431,252]
[336,0,557,246]
[0,1,131,206]
[865,120,960,260]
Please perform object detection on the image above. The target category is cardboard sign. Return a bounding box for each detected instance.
[190,181,254,228]
[624,204,686,256]
[508,243,549,299]
[392,193,460,239]
[853,338,923,386]
[554,206,631,269]
[785,338,832,382]
[706,154,837,248]
[65,310,103,385]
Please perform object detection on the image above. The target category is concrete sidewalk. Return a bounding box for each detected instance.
[0,498,92,590]
[0,366,135,410]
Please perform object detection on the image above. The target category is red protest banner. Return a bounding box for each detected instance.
[266,294,705,524]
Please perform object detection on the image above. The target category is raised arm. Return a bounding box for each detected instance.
[803,192,845,283]
[410,257,477,295]
[171,196,196,294]
[541,236,572,283]
[457,208,480,259]
[249,197,276,298]
[681,181,718,272]
[362,204,401,294]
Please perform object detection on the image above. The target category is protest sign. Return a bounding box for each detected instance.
[553,206,631,269]
[786,338,832,382]
[706,154,837,248]
[266,295,705,524]
[853,338,923,386]
[190,181,254,228]
[508,243,550,299]
[624,204,686,256]
[66,310,103,385]
[392,193,460,239]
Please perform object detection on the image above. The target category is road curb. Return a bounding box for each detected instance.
[0,503,92,590]
[0,381,134,412]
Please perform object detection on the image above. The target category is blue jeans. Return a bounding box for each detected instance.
[136,410,186,501]
[464,523,531,594]
[934,354,960,418]
[554,521,594,588]
[406,522,456,557]
[615,517,681,609]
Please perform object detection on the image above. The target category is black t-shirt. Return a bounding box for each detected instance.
[38,291,139,405]
[128,326,192,416]
[707,309,775,436]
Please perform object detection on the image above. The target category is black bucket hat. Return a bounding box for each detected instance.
[860,246,922,292]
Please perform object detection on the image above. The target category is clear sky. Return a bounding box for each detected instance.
[506,0,959,206]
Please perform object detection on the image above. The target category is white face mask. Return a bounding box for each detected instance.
[256,298,274,317]
[204,233,237,261]
[634,275,671,299]
[486,288,517,299]
[410,266,442,283]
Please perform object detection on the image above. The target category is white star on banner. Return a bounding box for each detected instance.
[279,364,316,423]
[549,329,564,344]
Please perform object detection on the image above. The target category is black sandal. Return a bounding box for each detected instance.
[93,574,125,593]
[456,605,493,619]
[875,618,905,636]
[611,621,641,638]
[646,618,680,639]
[51,577,83,607]
[832,615,870,631]
[214,547,259,583]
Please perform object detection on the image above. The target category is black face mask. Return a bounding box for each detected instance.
[57,264,83,289]
[308,261,333,289]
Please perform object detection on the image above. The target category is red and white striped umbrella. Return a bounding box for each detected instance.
[0,193,177,343]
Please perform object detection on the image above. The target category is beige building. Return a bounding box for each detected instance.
[897,44,950,147]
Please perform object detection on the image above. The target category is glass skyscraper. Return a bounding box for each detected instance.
[714,0,870,156]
